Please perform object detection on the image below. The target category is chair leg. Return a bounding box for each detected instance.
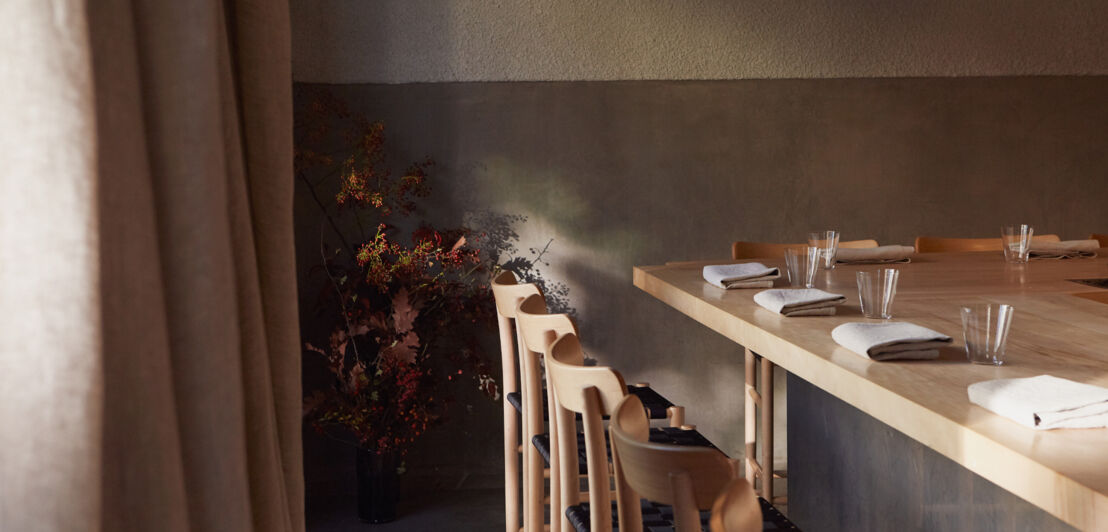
[505,404,520,532]
[760,356,775,502]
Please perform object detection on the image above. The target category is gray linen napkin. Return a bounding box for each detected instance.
[753,288,846,316]
[703,263,781,289]
[968,375,1108,429]
[831,322,952,360]
[835,245,915,264]
[1028,239,1099,260]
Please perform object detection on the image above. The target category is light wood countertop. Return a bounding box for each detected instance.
[634,252,1108,531]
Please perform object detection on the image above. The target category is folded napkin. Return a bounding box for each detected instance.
[1028,239,1100,260]
[835,245,915,264]
[753,288,846,316]
[831,322,953,361]
[968,375,1108,429]
[703,263,781,289]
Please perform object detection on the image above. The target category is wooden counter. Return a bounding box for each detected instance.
[633,252,1108,531]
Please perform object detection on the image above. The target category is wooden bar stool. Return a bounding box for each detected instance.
[609,393,751,532]
[490,271,543,532]
[610,394,798,532]
[544,332,723,532]
[514,294,686,532]
[913,234,1060,253]
[730,239,883,504]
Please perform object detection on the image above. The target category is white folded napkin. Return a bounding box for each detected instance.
[1028,239,1099,260]
[968,375,1108,429]
[703,263,781,289]
[753,288,846,316]
[831,322,952,361]
[835,245,915,264]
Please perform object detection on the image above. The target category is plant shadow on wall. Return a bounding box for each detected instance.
[294,91,573,523]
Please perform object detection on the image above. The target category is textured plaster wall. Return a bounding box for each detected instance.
[291,0,1108,83]
[295,79,1108,486]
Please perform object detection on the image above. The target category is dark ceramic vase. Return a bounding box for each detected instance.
[356,448,400,523]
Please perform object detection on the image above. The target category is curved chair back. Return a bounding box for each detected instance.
[547,333,629,532]
[609,394,739,532]
[515,294,580,532]
[516,294,579,363]
[709,479,761,532]
[1090,234,1108,248]
[731,239,878,260]
[914,234,1060,253]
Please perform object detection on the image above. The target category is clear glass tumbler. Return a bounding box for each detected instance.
[856,269,900,319]
[784,248,808,287]
[1001,225,1034,263]
[804,246,821,288]
[808,230,840,270]
[961,304,1015,365]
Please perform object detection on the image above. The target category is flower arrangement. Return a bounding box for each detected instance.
[297,93,500,456]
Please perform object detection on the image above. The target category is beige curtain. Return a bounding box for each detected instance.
[0,1,303,531]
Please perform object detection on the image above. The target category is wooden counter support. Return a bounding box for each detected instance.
[760,356,774,503]
[744,349,757,488]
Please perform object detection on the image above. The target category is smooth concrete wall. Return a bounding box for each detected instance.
[291,1,1108,83]
[295,77,1108,475]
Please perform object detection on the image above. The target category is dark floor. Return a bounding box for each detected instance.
[307,467,503,532]
[308,487,501,532]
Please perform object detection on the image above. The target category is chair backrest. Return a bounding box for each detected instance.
[516,294,579,362]
[491,270,541,319]
[1090,234,1108,248]
[547,333,629,532]
[708,479,761,532]
[914,234,1060,253]
[609,394,738,532]
[731,239,878,260]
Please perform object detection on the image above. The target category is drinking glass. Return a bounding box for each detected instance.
[784,248,808,287]
[804,246,821,288]
[1001,225,1034,263]
[808,230,840,270]
[856,269,900,319]
[961,304,1015,365]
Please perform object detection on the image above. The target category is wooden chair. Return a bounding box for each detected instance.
[490,271,543,532]
[709,479,762,532]
[608,394,754,532]
[545,332,732,532]
[514,294,579,532]
[515,294,686,532]
[914,234,1060,253]
[1090,234,1108,248]
[730,238,878,261]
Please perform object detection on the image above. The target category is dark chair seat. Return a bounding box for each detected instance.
[507,385,674,419]
[533,427,718,475]
[565,497,799,532]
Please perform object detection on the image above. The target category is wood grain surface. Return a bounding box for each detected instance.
[634,251,1108,531]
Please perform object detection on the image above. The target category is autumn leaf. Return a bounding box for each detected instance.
[391,287,420,333]
[304,342,326,355]
[348,361,367,394]
[381,331,420,365]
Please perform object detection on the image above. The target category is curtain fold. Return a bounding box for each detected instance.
[1,0,302,530]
